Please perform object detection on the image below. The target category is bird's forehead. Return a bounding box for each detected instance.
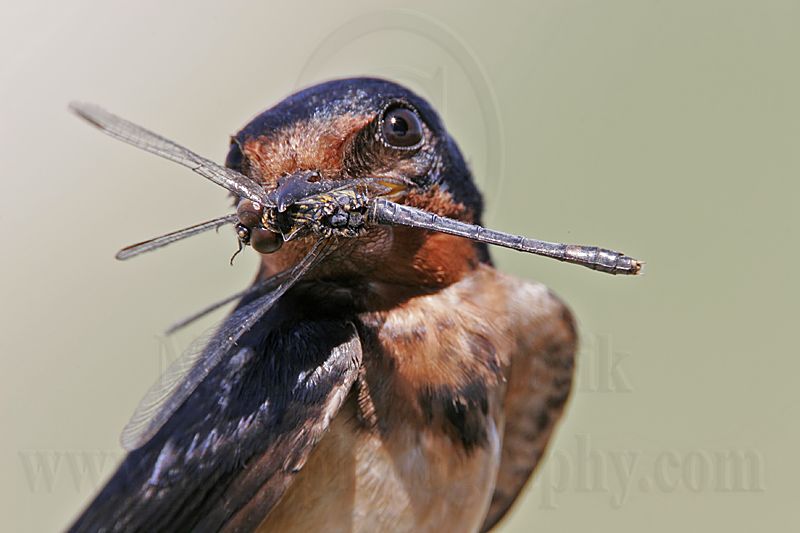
[240,112,372,184]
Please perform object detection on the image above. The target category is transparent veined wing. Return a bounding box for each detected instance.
[120,239,329,450]
[69,102,268,205]
[164,267,296,335]
[116,213,238,260]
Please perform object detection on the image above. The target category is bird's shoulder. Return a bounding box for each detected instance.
[480,270,578,531]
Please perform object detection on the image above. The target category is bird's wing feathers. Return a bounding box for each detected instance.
[481,280,578,532]
[69,299,362,533]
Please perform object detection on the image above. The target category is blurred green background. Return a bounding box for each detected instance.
[1,1,798,531]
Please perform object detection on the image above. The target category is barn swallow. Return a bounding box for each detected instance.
[67,78,641,532]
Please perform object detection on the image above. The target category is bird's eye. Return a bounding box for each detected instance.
[380,105,424,149]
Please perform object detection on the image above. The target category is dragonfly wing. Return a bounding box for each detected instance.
[121,239,328,451]
[116,213,238,260]
[70,102,268,205]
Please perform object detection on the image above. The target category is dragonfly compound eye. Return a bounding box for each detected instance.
[236,199,264,228]
[251,226,283,254]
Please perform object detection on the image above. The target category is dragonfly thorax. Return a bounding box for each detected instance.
[266,186,370,241]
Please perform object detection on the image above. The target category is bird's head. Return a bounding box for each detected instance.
[226,78,489,300]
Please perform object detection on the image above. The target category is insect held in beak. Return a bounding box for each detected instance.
[74,102,641,276]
